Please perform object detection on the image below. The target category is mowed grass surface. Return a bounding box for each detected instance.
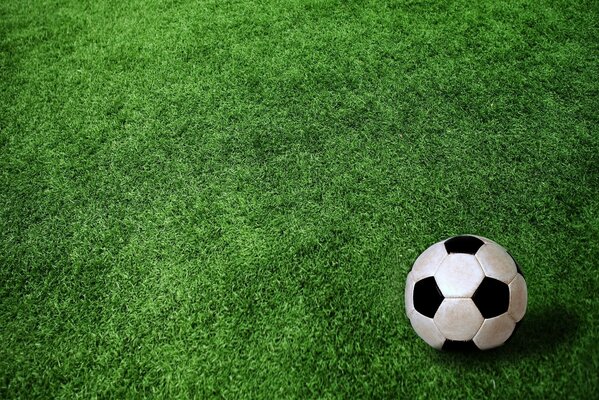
[1,0,598,398]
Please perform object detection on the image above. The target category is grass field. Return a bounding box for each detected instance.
[1,0,598,398]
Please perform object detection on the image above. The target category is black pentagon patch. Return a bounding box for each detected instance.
[472,277,510,318]
[413,277,444,318]
[442,340,479,351]
[444,235,484,255]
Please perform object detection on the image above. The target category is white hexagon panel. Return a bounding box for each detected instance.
[508,273,528,322]
[433,298,484,341]
[473,313,516,350]
[409,312,446,350]
[410,241,448,282]
[435,254,484,298]
[476,243,518,284]
[405,271,416,319]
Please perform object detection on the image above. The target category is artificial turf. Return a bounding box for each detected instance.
[1,0,598,398]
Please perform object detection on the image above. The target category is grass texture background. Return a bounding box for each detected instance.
[1,0,598,398]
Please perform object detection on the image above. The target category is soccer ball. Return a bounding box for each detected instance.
[405,235,527,350]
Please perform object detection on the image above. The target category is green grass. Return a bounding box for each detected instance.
[1,0,598,398]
